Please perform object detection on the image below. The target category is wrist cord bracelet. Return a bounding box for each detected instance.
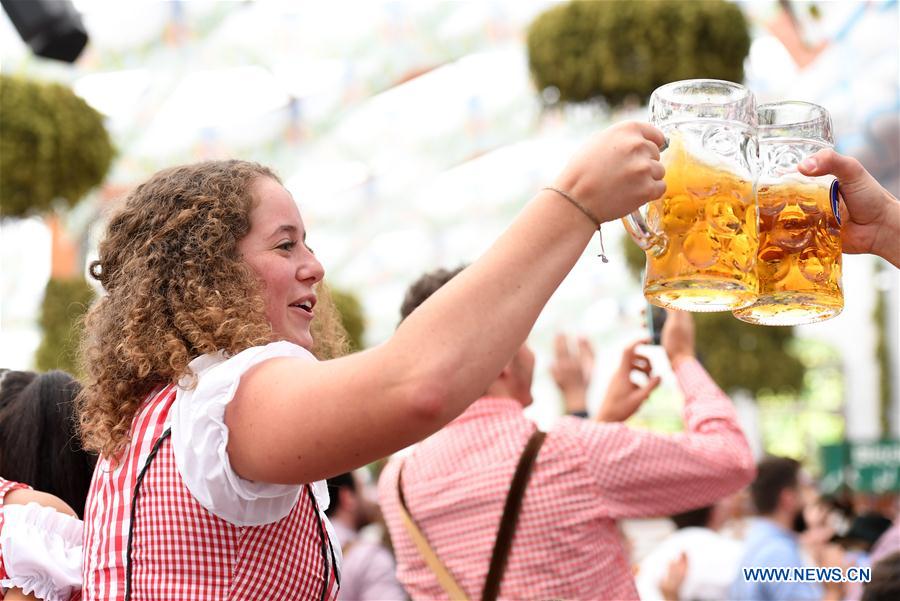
[542,186,608,263]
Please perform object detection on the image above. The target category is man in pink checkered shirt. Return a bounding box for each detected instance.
[378,267,756,600]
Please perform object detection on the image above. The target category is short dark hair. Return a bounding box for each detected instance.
[842,512,894,551]
[0,370,97,518]
[751,456,801,515]
[325,472,356,517]
[671,506,713,530]
[862,551,900,601]
[399,265,467,322]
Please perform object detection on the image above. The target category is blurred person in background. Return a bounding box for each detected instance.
[840,512,893,559]
[550,331,599,419]
[869,513,900,567]
[377,267,755,600]
[636,503,743,601]
[844,511,898,601]
[0,369,93,601]
[325,471,406,600]
[0,370,95,517]
[761,0,899,197]
[717,488,758,542]
[862,550,900,601]
[75,121,667,599]
[730,456,846,601]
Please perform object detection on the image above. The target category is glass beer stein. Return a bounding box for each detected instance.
[733,101,842,325]
[624,80,759,312]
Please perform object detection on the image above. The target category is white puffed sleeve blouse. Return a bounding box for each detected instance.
[0,502,83,601]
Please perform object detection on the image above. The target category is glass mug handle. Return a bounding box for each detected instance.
[623,209,664,251]
[623,136,669,254]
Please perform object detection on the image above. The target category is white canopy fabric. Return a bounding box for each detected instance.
[1,1,896,436]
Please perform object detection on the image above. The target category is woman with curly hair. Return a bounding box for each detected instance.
[77,121,666,600]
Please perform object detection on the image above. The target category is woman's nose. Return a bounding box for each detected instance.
[298,253,325,284]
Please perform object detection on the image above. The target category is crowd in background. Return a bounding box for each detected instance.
[0,2,898,597]
[0,142,900,599]
[1,268,899,599]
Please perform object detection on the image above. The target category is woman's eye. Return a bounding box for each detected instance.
[277,241,296,251]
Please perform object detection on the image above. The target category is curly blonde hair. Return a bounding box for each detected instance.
[77,160,349,459]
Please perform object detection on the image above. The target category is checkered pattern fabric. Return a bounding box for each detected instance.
[83,385,339,600]
[378,357,755,600]
[0,477,30,597]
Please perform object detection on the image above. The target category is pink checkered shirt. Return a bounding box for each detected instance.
[378,357,755,600]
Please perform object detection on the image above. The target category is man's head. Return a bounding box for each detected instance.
[670,497,737,532]
[326,471,366,530]
[671,506,713,530]
[400,266,534,407]
[751,456,809,524]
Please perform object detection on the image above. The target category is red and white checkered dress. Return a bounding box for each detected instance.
[0,477,30,601]
[378,358,755,600]
[82,384,339,601]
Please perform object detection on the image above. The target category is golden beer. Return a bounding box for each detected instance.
[625,79,760,312]
[733,100,842,326]
[732,181,842,325]
[641,138,759,311]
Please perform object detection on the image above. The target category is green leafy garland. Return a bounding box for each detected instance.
[331,287,366,352]
[527,0,751,106]
[1,75,115,218]
[35,277,95,375]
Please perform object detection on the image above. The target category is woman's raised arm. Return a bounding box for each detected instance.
[226,121,667,484]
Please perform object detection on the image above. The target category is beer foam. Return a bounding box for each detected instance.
[663,123,754,181]
[758,140,835,187]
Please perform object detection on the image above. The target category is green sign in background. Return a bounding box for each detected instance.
[820,440,900,494]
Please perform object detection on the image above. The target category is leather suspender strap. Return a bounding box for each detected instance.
[397,467,469,600]
[482,429,545,601]
[397,428,547,601]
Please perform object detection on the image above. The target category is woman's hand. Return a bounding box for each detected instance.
[229,121,670,485]
[553,121,667,224]
[799,149,900,267]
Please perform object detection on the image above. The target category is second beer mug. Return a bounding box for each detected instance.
[733,101,843,325]
[624,79,759,312]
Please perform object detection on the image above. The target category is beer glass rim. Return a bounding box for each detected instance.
[758,100,833,144]
[652,79,751,101]
[650,79,756,127]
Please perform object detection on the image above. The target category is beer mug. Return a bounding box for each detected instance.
[733,101,842,325]
[624,79,759,312]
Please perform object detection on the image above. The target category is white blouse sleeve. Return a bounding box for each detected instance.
[0,503,82,601]
[171,341,330,527]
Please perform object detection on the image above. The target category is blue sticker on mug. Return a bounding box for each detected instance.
[830,180,841,225]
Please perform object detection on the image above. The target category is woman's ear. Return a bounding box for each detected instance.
[496,360,514,381]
